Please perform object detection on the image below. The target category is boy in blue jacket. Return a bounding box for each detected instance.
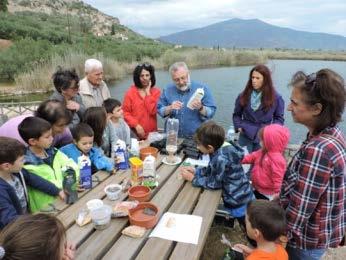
[60,123,115,174]
[181,121,253,227]
[0,137,65,229]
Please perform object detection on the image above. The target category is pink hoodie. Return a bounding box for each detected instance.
[242,124,290,195]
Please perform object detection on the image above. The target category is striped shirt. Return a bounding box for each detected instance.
[280,126,346,249]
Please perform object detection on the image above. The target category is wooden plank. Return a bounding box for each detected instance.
[77,161,182,260]
[102,164,189,260]
[58,170,128,228]
[169,189,222,260]
[135,183,201,260]
[53,171,111,213]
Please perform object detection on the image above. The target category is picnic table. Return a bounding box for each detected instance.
[53,152,222,260]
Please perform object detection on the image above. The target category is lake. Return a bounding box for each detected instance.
[110,59,346,144]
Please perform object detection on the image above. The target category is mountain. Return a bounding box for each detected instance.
[159,18,346,50]
[7,0,121,37]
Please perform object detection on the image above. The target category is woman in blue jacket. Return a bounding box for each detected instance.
[232,64,285,152]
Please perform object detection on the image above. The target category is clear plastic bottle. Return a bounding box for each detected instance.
[187,88,204,109]
[78,154,92,189]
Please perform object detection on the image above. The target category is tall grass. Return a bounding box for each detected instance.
[16,48,267,91]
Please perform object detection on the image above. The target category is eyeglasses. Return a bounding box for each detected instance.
[305,73,316,88]
[137,63,151,69]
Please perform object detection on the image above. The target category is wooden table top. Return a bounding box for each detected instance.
[53,153,222,260]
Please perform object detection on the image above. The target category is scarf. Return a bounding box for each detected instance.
[250,90,262,111]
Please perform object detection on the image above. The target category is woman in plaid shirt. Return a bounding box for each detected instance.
[280,69,346,260]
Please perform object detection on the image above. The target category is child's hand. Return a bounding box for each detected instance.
[77,184,85,192]
[180,166,195,182]
[233,243,253,257]
[63,242,76,260]
[58,190,66,201]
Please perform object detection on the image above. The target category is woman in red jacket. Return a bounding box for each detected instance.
[123,63,161,140]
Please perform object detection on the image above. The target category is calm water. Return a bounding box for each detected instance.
[110,60,346,144]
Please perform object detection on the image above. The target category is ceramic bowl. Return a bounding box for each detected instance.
[128,185,151,202]
[128,202,159,229]
[139,146,158,161]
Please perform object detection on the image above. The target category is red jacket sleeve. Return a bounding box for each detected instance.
[270,156,286,193]
[242,150,261,164]
[123,90,139,128]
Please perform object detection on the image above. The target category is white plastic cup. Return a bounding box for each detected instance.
[90,205,112,230]
[86,199,104,211]
[104,184,122,201]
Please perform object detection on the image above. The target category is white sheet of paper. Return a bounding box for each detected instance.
[149,212,202,245]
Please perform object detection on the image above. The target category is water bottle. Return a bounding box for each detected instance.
[187,88,204,109]
[78,154,92,189]
[62,166,78,204]
[114,144,129,170]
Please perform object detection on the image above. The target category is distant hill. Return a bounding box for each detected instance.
[159,18,346,51]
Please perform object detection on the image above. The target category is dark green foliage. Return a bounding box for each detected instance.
[0,0,8,12]
[0,12,170,81]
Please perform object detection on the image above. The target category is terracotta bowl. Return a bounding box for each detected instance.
[139,146,158,161]
[128,202,159,229]
[128,185,151,202]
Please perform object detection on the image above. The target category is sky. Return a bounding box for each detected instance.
[82,0,346,38]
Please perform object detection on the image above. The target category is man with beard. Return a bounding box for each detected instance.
[157,62,216,138]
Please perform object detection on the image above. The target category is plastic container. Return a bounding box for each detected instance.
[142,155,156,178]
[78,154,92,189]
[90,205,112,230]
[128,202,159,229]
[166,118,179,161]
[104,184,122,201]
[86,199,104,211]
[129,157,143,185]
[187,88,204,109]
[114,144,129,170]
[128,185,151,202]
[139,146,158,161]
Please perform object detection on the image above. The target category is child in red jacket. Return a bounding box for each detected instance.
[242,124,290,200]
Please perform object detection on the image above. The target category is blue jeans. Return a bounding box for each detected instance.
[286,246,326,260]
[238,132,261,153]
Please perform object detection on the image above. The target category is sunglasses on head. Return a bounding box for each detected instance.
[137,62,151,69]
[305,73,316,88]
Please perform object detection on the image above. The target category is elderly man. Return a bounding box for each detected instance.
[79,58,111,108]
[157,62,216,138]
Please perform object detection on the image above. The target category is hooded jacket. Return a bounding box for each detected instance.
[23,147,79,212]
[192,142,253,209]
[242,124,290,195]
[0,169,60,229]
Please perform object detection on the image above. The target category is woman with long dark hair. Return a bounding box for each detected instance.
[233,64,285,152]
[123,63,161,140]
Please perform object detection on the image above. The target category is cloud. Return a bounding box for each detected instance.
[82,0,346,37]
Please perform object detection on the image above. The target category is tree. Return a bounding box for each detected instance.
[0,0,8,12]
[111,24,116,35]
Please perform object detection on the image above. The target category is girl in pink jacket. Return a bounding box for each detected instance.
[242,124,290,200]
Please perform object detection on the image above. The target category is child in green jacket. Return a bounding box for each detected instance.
[18,117,79,212]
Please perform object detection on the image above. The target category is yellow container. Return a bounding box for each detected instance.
[129,157,143,185]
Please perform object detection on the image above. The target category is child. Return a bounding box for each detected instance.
[0,137,65,229]
[60,123,115,174]
[103,98,131,146]
[242,124,290,200]
[181,121,253,227]
[234,200,288,260]
[0,213,75,260]
[18,117,79,213]
[83,107,119,157]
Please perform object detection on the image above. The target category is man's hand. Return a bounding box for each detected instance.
[190,99,203,111]
[58,190,66,201]
[180,166,196,182]
[66,100,80,111]
[63,242,76,260]
[170,101,183,110]
[135,124,145,139]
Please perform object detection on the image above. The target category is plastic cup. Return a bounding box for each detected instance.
[104,184,122,201]
[86,199,104,211]
[90,205,112,230]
